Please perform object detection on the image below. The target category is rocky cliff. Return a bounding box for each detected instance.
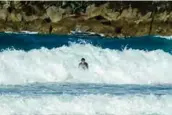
[0,1,172,38]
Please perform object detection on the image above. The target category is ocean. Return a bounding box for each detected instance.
[0,32,172,115]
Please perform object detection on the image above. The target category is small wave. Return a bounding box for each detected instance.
[0,44,171,85]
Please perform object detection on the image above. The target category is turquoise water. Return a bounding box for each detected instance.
[0,33,171,52]
[0,33,172,115]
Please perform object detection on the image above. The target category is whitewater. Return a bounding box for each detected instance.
[0,33,172,115]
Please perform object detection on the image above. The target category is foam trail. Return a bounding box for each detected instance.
[0,94,171,115]
[0,44,172,85]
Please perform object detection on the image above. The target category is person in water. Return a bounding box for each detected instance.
[78,58,89,70]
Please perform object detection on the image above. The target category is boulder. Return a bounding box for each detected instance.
[46,6,65,23]
[85,3,108,19]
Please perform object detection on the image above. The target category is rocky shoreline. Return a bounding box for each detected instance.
[0,1,172,38]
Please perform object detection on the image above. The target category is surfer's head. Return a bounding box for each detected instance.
[81,58,85,62]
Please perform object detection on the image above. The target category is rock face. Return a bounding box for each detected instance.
[0,1,171,37]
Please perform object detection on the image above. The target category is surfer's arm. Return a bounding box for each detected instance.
[86,63,89,69]
[78,63,81,68]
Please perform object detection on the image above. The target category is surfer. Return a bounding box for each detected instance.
[78,58,89,70]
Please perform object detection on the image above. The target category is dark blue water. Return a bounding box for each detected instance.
[0,33,172,53]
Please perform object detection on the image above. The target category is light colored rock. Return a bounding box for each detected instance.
[58,7,65,14]
[103,11,120,21]
[142,12,152,20]
[86,4,96,14]
[168,12,172,21]
[13,1,22,10]
[120,8,132,18]
[85,4,101,19]
[120,7,139,19]
[3,1,10,9]
[46,6,64,23]
[154,11,169,22]
[0,9,8,20]
[7,12,22,22]
[132,8,139,17]
[86,3,139,21]
[137,12,152,22]
[85,3,109,19]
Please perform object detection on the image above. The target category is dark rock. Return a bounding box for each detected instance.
[115,27,122,34]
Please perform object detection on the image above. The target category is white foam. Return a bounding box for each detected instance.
[154,35,172,40]
[4,31,38,34]
[20,31,38,34]
[0,44,172,85]
[0,94,171,115]
[70,30,105,37]
[4,31,18,34]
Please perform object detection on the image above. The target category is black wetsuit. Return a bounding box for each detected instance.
[79,62,88,70]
